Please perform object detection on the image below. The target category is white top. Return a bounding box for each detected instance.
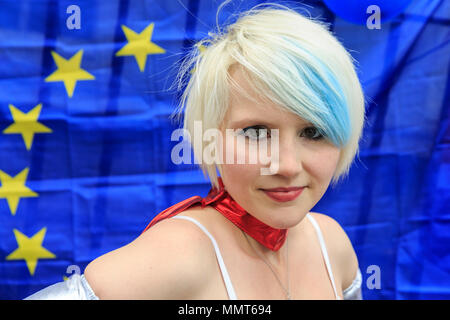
[171,213,362,300]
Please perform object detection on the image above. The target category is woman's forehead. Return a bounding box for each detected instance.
[228,65,259,102]
[225,99,310,129]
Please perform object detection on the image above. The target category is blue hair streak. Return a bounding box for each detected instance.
[263,37,351,148]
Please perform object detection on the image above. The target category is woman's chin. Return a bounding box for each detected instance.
[256,209,308,230]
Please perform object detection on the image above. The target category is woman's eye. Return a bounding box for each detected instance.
[241,126,270,140]
[301,127,323,140]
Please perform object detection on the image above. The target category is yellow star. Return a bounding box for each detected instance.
[2,104,52,150]
[116,23,166,72]
[0,167,38,216]
[6,228,56,276]
[45,50,95,98]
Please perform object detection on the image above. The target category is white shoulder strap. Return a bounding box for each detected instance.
[306,214,341,300]
[171,215,238,300]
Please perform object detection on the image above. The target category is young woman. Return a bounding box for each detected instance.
[26,5,365,300]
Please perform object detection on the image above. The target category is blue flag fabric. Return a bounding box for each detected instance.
[0,0,448,300]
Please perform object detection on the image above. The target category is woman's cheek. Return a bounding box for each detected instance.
[310,148,341,182]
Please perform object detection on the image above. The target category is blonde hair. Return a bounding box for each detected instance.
[174,4,366,189]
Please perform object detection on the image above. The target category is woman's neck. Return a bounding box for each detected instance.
[241,228,288,267]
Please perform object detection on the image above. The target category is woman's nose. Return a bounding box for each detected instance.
[269,137,303,178]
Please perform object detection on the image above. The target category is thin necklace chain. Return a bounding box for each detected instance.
[242,231,291,300]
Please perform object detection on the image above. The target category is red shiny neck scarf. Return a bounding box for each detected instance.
[143,178,288,251]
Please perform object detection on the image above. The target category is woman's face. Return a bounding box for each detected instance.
[218,66,341,229]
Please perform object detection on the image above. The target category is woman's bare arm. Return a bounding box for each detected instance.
[84,218,219,299]
[309,212,359,292]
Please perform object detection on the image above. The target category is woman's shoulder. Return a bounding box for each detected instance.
[84,212,219,299]
[307,212,359,292]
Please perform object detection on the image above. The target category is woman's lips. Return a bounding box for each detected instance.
[261,187,305,202]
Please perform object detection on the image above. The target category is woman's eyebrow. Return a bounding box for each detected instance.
[227,118,274,128]
[227,117,310,128]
